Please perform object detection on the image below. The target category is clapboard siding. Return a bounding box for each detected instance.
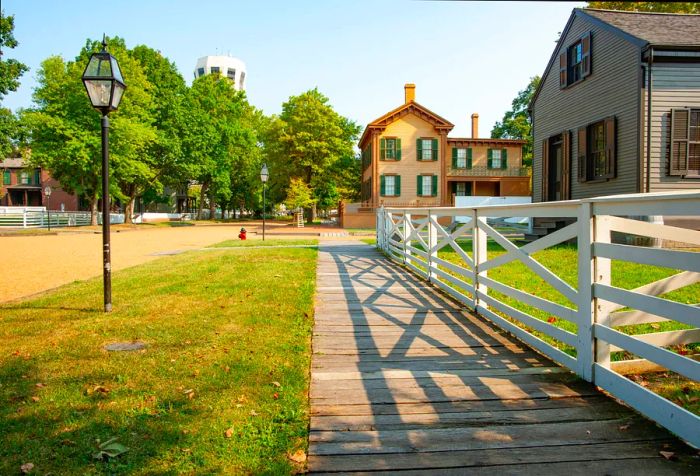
[648,63,700,191]
[532,14,640,202]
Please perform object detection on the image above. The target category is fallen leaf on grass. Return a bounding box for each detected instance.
[93,437,129,460]
[659,451,676,460]
[271,381,281,388]
[650,323,660,330]
[224,428,234,438]
[274,274,282,278]
[20,462,34,474]
[273,393,279,400]
[35,383,46,388]
[224,366,230,373]
[250,410,258,416]
[546,316,557,324]
[288,449,307,464]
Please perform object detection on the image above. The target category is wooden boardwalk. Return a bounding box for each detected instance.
[309,241,698,474]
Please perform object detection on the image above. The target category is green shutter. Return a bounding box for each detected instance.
[395,175,401,196]
[431,175,438,196]
[395,138,402,161]
[487,149,493,169]
[432,138,438,161]
[3,170,10,185]
[416,139,422,161]
[380,175,386,196]
[451,148,457,168]
[380,138,386,160]
[501,149,508,169]
[416,175,422,196]
[467,148,473,168]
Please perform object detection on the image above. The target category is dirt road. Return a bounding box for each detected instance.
[0,223,348,303]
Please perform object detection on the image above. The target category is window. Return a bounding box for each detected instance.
[417,138,438,161]
[487,149,508,169]
[380,175,400,196]
[210,66,220,74]
[20,171,29,184]
[417,175,437,197]
[670,108,700,176]
[578,117,616,182]
[380,138,401,160]
[361,145,372,171]
[227,68,236,81]
[240,72,246,88]
[3,170,10,185]
[559,32,591,88]
[34,169,40,185]
[455,182,468,196]
[452,148,472,169]
[197,67,205,77]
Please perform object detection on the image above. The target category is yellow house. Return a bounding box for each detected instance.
[342,84,529,228]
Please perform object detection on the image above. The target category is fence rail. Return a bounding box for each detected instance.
[376,191,700,447]
[0,208,124,228]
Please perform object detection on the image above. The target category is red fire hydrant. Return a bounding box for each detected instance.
[238,227,247,240]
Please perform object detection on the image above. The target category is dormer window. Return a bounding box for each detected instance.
[560,32,591,88]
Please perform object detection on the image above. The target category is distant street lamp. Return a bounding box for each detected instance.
[44,186,52,231]
[260,163,269,241]
[81,36,126,313]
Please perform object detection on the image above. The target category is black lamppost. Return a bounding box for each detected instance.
[260,163,269,241]
[43,186,52,231]
[81,36,126,312]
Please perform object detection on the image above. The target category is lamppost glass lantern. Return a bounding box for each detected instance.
[81,37,126,113]
[260,163,269,184]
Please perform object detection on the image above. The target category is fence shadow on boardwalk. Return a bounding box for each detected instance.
[308,242,699,473]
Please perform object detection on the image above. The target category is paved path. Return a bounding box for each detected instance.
[309,241,698,474]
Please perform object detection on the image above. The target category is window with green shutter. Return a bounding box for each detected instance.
[380,137,401,160]
[431,175,438,196]
[501,149,508,169]
[417,175,435,196]
[417,138,437,161]
[488,149,505,169]
[380,175,401,196]
[452,148,471,169]
[380,175,386,196]
[2,170,10,185]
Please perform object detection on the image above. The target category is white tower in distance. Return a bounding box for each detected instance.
[194,55,247,91]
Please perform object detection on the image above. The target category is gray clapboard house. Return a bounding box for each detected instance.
[531,8,700,214]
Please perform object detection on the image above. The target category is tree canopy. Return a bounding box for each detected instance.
[491,76,540,167]
[587,2,700,13]
[0,11,29,158]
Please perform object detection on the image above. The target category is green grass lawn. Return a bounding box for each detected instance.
[0,245,316,474]
[209,239,318,248]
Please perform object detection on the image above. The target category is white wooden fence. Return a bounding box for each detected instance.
[0,207,124,228]
[377,191,700,447]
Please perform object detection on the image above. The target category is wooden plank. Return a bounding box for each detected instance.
[311,366,566,382]
[308,419,669,454]
[594,242,700,273]
[308,440,692,473]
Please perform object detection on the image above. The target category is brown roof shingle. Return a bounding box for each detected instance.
[583,8,700,47]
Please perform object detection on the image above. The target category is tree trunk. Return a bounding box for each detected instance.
[90,193,99,226]
[209,197,216,220]
[306,166,315,224]
[124,194,136,225]
[197,182,208,220]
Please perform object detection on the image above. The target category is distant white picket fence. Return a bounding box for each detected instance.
[376,191,700,447]
[0,207,123,228]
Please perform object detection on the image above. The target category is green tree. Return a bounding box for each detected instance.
[267,89,360,223]
[587,2,700,13]
[491,76,540,167]
[184,73,256,219]
[0,11,29,157]
[284,177,315,211]
[25,37,157,224]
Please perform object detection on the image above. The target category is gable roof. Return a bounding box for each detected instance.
[583,8,700,48]
[358,100,454,148]
[530,8,700,111]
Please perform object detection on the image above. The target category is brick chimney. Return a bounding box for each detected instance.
[404,83,416,103]
[471,113,479,138]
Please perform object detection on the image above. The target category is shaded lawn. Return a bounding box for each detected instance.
[0,246,316,474]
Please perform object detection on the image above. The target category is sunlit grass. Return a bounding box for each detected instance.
[0,246,316,474]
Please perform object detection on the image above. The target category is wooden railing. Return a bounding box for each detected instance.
[448,165,531,177]
[376,191,700,447]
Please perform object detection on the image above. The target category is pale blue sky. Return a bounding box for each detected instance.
[2,0,584,137]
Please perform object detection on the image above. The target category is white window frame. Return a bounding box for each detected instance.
[456,148,467,168]
[422,175,432,196]
[491,149,502,169]
[421,139,433,161]
[384,175,396,196]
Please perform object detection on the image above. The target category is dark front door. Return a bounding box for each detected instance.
[548,135,563,201]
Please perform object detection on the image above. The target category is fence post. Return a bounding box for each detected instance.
[376,206,382,250]
[577,201,594,382]
[23,210,27,228]
[403,213,412,265]
[593,213,613,379]
[427,210,438,283]
[473,209,488,312]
